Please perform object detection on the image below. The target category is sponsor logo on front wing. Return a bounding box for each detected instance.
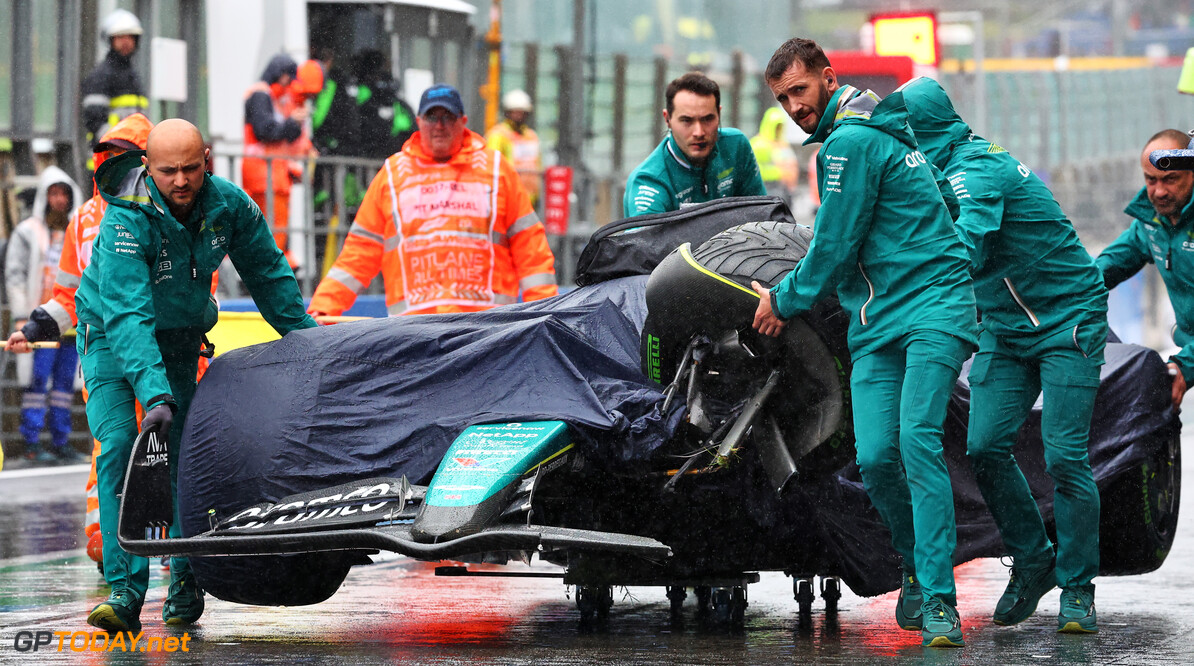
[224,481,400,530]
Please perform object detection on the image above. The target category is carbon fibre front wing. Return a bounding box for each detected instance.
[117,432,671,562]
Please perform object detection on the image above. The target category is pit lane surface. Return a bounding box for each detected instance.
[2,430,1193,665]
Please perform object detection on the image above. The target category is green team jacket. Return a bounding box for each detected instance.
[899,77,1106,345]
[1097,188,1194,379]
[769,85,978,359]
[623,127,766,217]
[75,150,317,411]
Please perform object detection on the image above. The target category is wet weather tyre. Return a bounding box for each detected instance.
[689,221,854,475]
[689,221,812,288]
[1098,430,1181,575]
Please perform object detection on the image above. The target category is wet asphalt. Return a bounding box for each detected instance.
[1,437,1193,665]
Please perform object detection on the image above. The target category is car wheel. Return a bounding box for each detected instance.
[690,221,854,475]
[1098,429,1181,575]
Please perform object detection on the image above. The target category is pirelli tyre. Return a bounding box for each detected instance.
[641,221,854,476]
[1097,428,1181,575]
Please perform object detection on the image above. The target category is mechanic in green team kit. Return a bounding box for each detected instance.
[623,71,766,216]
[1097,129,1194,411]
[901,76,1107,634]
[751,39,978,648]
[76,119,317,634]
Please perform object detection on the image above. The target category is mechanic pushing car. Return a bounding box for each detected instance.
[751,39,978,647]
[1097,129,1194,411]
[901,77,1108,634]
[75,119,317,634]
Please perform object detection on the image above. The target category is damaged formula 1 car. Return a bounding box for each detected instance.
[118,196,1181,627]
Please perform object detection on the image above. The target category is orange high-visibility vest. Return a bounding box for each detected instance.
[242,81,298,195]
[486,120,542,200]
[310,128,557,316]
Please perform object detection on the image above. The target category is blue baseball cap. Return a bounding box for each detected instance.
[417,84,465,117]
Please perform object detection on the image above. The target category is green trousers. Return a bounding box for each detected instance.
[851,329,973,606]
[79,326,200,609]
[967,321,1105,588]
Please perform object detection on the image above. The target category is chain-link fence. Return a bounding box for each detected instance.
[942,64,1194,249]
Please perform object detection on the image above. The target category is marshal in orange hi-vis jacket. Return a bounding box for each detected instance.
[309,127,558,316]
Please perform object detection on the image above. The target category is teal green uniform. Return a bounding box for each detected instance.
[769,85,978,606]
[1098,188,1194,378]
[902,77,1107,591]
[77,151,317,612]
[623,127,765,216]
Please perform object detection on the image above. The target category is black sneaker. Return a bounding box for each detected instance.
[994,557,1056,626]
[895,570,923,630]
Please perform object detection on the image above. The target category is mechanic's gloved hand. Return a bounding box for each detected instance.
[141,404,176,440]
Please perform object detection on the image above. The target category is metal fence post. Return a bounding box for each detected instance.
[524,43,538,107]
[730,49,744,131]
[653,56,667,139]
[11,0,34,174]
[612,54,627,175]
[555,44,577,168]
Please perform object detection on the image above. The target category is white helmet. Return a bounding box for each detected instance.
[502,90,533,113]
[102,9,143,39]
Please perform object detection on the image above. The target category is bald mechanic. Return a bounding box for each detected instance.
[900,78,1107,634]
[78,119,316,634]
[1098,129,1194,410]
[751,39,978,647]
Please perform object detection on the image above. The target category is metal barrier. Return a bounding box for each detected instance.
[207,151,385,299]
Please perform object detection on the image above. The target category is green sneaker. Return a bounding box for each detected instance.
[993,558,1056,626]
[895,570,923,630]
[1057,585,1097,633]
[921,597,964,647]
[162,570,205,626]
[87,591,142,634]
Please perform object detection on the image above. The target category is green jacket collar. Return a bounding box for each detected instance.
[804,86,854,145]
[1124,186,1194,231]
[802,85,899,147]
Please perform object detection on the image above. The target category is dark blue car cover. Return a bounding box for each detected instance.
[177,277,691,602]
[177,274,1179,603]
